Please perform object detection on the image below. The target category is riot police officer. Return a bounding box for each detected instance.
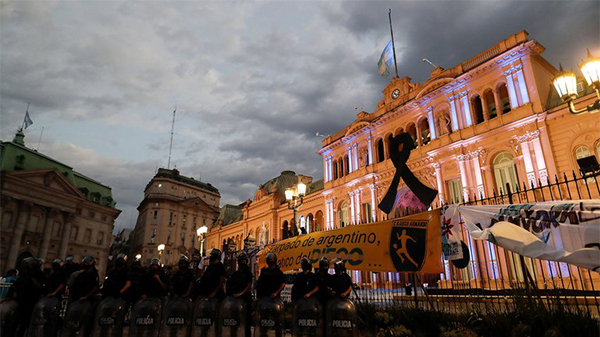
[70,256,101,302]
[329,260,352,299]
[291,257,318,301]
[8,257,45,337]
[44,258,66,298]
[256,252,285,299]
[196,249,226,300]
[141,258,170,299]
[102,254,131,300]
[315,257,332,306]
[226,252,253,337]
[171,256,195,298]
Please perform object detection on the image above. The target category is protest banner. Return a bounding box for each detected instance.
[259,210,442,273]
[443,201,600,271]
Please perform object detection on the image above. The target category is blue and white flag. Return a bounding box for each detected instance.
[377,40,395,77]
[23,111,33,129]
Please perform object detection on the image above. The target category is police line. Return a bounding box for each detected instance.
[259,210,443,273]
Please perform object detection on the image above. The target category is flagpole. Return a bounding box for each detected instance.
[36,126,45,151]
[388,9,399,78]
[21,102,30,131]
[167,107,176,169]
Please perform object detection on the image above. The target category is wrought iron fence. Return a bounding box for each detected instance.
[340,170,600,316]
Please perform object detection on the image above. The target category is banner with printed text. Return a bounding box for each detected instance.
[443,201,600,271]
[259,210,442,273]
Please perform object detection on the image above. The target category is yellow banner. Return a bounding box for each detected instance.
[260,210,442,273]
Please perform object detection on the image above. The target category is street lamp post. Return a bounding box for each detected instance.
[157,243,165,265]
[197,226,208,257]
[553,50,600,114]
[285,181,306,235]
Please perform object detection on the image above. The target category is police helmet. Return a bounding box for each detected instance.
[65,256,75,263]
[301,257,312,272]
[237,252,249,265]
[333,259,346,273]
[22,257,37,268]
[265,252,277,267]
[209,249,221,261]
[115,254,127,267]
[52,259,63,267]
[178,255,190,266]
[150,258,160,267]
[319,257,329,270]
[82,256,96,267]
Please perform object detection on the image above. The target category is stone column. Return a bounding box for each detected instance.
[518,133,536,187]
[369,184,377,222]
[325,199,330,230]
[515,64,530,104]
[481,165,495,197]
[457,155,470,202]
[481,93,490,122]
[427,107,437,140]
[39,208,57,260]
[323,157,328,182]
[59,213,74,259]
[449,95,460,131]
[349,191,355,225]
[504,70,519,108]
[6,202,31,270]
[416,124,423,147]
[530,131,548,185]
[493,90,503,115]
[347,148,353,173]
[355,189,361,224]
[367,137,374,165]
[471,152,486,199]
[433,163,445,205]
[460,92,473,127]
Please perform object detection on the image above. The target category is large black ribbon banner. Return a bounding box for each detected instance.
[378,133,438,215]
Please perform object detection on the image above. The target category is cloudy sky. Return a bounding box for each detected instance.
[1,1,598,232]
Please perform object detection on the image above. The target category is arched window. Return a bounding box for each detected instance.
[377,139,385,162]
[282,220,289,240]
[314,211,323,232]
[418,118,431,145]
[344,155,349,175]
[497,83,511,114]
[338,157,344,177]
[332,160,338,180]
[484,90,497,119]
[493,152,519,193]
[387,134,394,156]
[406,124,417,146]
[394,127,404,136]
[338,201,349,228]
[472,95,484,124]
[596,141,600,158]
[575,145,592,160]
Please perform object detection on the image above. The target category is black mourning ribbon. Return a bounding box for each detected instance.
[377,133,438,215]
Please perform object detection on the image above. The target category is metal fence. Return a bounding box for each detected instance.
[343,170,600,316]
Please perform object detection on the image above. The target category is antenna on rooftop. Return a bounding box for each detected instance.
[167,106,177,169]
[316,132,330,138]
[36,126,44,152]
[422,58,440,69]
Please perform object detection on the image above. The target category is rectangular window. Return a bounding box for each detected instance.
[70,226,79,241]
[183,214,187,227]
[169,212,174,226]
[190,234,195,248]
[150,229,156,244]
[89,211,96,219]
[153,210,158,220]
[193,217,197,227]
[181,233,185,246]
[84,229,92,243]
[97,231,104,245]
[101,215,107,222]
[167,231,171,244]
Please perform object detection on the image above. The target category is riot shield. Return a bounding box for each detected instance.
[254,297,284,337]
[91,296,127,337]
[59,300,94,337]
[129,298,162,337]
[0,298,19,337]
[325,298,357,337]
[27,296,62,337]
[160,297,193,337]
[219,296,247,337]
[191,297,219,337]
[292,297,323,337]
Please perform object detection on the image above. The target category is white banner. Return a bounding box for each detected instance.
[443,201,600,272]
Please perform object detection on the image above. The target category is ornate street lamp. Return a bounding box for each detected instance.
[197,226,208,257]
[285,182,306,235]
[553,50,600,114]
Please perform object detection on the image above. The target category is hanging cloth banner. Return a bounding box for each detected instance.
[259,210,442,273]
[444,201,600,272]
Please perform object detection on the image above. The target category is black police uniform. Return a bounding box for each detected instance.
[70,267,100,301]
[9,270,45,337]
[102,266,130,298]
[315,269,331,306]
[256,266,285,298]
[171,268,194,297]
[226,264,253,337]
[329,272,353,297]
[196,262,226,300]
[291,271,317,301]
[44,268,66,297]
[143,268,170,298]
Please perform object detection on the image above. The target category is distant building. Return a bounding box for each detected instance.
[0,130,121,278]
[108,228,133,262]
[131,168,220,266]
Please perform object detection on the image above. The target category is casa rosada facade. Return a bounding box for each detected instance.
[206,31,600,290]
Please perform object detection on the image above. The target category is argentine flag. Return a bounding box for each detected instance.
[377,40,395,77]
[24,111,33,129]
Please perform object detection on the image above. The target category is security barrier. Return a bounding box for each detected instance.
[59,300,94,337]
[292,297,323,337]
[191,297,219,337]
[27,296,62,337]
[254,297,284,337]
[325,298,357,337]
[0,298,19,337]
[219,296,247,337]
[161,297,193,337]
[91,296,127,337]
[129,297,162,337]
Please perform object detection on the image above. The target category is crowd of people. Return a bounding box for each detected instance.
[1,249,353,337]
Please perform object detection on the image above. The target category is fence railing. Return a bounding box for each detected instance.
[341,170,600,316]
